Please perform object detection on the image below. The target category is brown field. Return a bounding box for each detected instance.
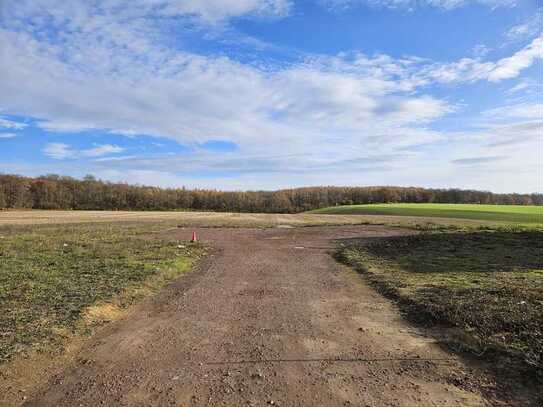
[0,209,504,229]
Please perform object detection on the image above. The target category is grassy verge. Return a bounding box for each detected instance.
[311,203,543,225]
[0,222,205,364]
[337,230,543,384]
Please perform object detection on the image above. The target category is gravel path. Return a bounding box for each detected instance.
[24,225,489,406]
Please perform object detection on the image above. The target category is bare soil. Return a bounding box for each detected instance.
[19,225,502,406]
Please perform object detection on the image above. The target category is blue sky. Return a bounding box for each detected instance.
[1,0,542,192]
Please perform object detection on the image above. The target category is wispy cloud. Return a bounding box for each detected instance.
[484,121,543,147]
[471,44,492,58]
[10,0,293,27]
[91,150,410,175]
[505,80,543,100]
[0,117,27,130]
[0,133,17,139]
[321,0,517,11]
[43,143,75,160]
[452,155,507,165]
[81,144,124,157]
[484,102,543,120]
[506,81,531,94]
[415,34,543,84]
[43,143,125,160]
[488,35,543,81]
[505,9,543,41]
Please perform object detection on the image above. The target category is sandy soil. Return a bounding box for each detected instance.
[18,225,499,406]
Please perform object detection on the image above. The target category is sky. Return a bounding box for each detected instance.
[0,0,542,193]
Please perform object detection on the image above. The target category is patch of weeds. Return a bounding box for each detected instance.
[0,223,205,364]
[337,230,543,385]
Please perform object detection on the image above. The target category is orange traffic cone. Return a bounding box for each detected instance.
[191,231,197,242]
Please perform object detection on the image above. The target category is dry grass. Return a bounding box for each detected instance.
[0,209,513,230]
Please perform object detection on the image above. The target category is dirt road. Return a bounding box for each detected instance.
[24,225,491,406]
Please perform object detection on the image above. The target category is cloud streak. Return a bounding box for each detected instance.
[452,155,507,165]
[321,0,517,11]
[505,9,543,41]
[43,143,74,160]
[0,117,28,130]
[43,143,125,160]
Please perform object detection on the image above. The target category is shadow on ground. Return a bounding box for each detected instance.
[336,230,543,405]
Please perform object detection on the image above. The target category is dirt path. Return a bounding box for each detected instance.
[23,225,491,406]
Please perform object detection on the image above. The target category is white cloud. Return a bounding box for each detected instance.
[0,133,17,139]
[153,0,292,23]
[321,0,517,11]
[419,58,493,84]
[471,44,492,58]
[452,155,507,165]
[484,102,543,119]
[0,117,28,130]
[43,143,124,159]
[83,144,125,157]
[505,10,543,41]
[506,80,543,97]
[43,143,75,159]
[9,0,292,27]
[506,81,531,94]
[484,121,543,147]
[413,33,543,84]
[487,35,543,81]
[460,103,543,148]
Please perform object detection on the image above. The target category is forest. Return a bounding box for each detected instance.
[0,173,541,213]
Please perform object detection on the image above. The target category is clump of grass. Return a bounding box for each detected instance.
[337,230,543,383]
[0,223,205,364]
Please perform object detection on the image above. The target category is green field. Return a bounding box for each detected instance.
[310,203,543,224]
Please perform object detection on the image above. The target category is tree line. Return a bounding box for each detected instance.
[0,173,541,213]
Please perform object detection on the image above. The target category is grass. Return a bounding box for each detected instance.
[310,203,543,225]
[337,230,543,385]
[0,222,205,364]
